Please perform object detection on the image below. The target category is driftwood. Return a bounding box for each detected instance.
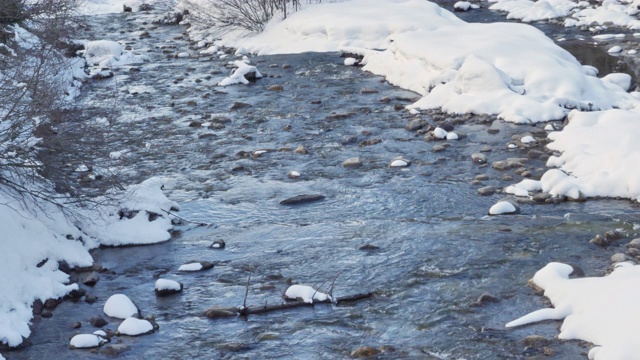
[204,293,374,319]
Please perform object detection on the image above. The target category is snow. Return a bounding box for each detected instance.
[218,61,263,86]
[284,285,333,304]
[83,40,150,69]
[213,0,639,123]
[520,135,536,144]
[199,45,219,55]
[534,109,640,201]
[602,73,632,91]
[103,294,138,319]
[155,279,181,291]
[446,132,459,140]
[454,1,480,11]
[432,127,448,139]
[507,262,640,360]
[69,334,103,349]
[488,201,517,215]
[344,57,358,66]
[117,317,153,336]
[390,159,409,167]
[608,46,623,54]
[178,262,203,272]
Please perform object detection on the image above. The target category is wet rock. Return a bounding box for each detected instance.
[281,64,291,69]
[523,335,550,347]
[520,170,532,178]
[90,316,108,328]
[406,118,428,131]
[476,293,499,305]
[280,194,325,205]
[532,193,552,203]
[256,332,279,341]
[188,120,202,128]
[326,112,356,120]
[204,306,237,319]
[82,272,100,287]
[71,322,82,329]
[527,149,545,159]
[492,161,509,171]
[41,310,53,318]
[211,239,226,249]
[101,344,131,356]
[351,346,380,358]
[282,124,292,131]
[480,146,493,152]
[33,299,44,315]
[85,295,98,304]
[268,84,284,92]
[438,121,455,132]
[474,174,489,181]
[360,88,378,94]
[138,3,154,11]
[293,145,308,154]
[568,263,585,278]
[343,157,362,168]
[230,102,251,110]
[44,298,59,310]
[380,96,391,103]
[471,153,487,164]
[487,128,500,134]
[66,287,86,301]
[477,186,495,196]
[155,279,184,297]
[359,244,380,251]
[179,260,214,271]
[626,238,640,249]
[359,138,382,147]
[393,104,405,111]
[431,145,445,153]
[611,253,628,263]
[123,5,132,12]
[604,230,624,243]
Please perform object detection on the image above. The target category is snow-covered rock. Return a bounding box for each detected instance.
[284,285,332,304]
[453,1,479,11]
[218,61,263,86]
[103,294,139,319]
[84,40,149,69]
[432,127,448,139]
[155,279,183,296]
[389,158,411,168]
[117,317,154,336]
[488,200,520,215]
[69,334,104,349]
[178,261,214,272]
[344,57,358,66]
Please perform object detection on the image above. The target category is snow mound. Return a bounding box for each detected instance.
[488,201,519,215]
[69,334,104,349]
[155,279,181,291]
[215,0,639,123]
[178,262,203,271]
[117,317,153,336]
[284,285,332,303]
[507,262,640,360]
[84,40,150,69]
[538,109,640,201]
[104,294,138,319]
[218,61,263,86]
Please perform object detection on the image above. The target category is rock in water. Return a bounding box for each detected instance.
[154,279,184,296]
[280,194,325,205]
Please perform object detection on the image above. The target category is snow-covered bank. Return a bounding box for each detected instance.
[506,109,640,201]
[80,0,167,15]
[507,262,640,360]
[0,177,178,348]
[205,0,639,123]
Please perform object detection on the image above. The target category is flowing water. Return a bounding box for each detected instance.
[8,7,640,360]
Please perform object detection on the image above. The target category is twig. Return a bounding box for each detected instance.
[160,208,214,227]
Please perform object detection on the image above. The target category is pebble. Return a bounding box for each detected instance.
[210,240,226,249]
[360,88,379,94]
[523,335,550,347]
[431,145,445,152]
[90,316,108,328]
[477,186,495,196]
[611,253,628,263]
[293,145,308,154]
[268,84,284,92]
[471,153,487,164]
[82,272,100,287]
[492,161,509,170]
[476,293,499,305]
[406,118,427,131]
[351,346,380,358]
[280,194,325,205]
[288,171,301,179]
[85,295,98,304]
[343,157,362,168]
[474,174,489,181]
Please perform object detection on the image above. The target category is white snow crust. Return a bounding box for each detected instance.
[284,285,332,304]
[69,334,103,349]
[507,262,640,360]
[117,317,153,336]
[155,279,181,291]
[218,60,263,86]
[103,294,138,319]
[489,201,517,215]
[178,262,203,272]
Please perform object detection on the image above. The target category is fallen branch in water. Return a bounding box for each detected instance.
[204,292,374,319]
[160,208,215,228]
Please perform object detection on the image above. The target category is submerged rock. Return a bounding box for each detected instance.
[343,157,362,168]
[280,194,325,205]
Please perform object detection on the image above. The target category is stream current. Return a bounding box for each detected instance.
[9,5,640,360]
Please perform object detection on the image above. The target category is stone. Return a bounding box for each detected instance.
[293,145,308,154]
[359,138,382,147]
[180,261,215,271]
[471,153,487,164]
[101,344,131,356]
[282,124,292,131]
[474,174,489,181]
[204,306,237,319]
[389,158,410,168]
[44,298,58,310]
[351,346,380,358]
[380,96,391,103]
[280,194,325,205]
[626,238,640,249]
[188,120,202,128]
[611,253,628,263]
[502,174,514,181]
[527,149,545,159]
[604,230,624,243]
[230,102,251,110]
[82,272,100,287]
[477,186,495,196]
[480,146,493,152]
[33,299,44,315]
[85,295,98,304]
[41,310,53,318]
[532,193,552,203]
[71,322,81,329]
[523,335,550,348]
[589,235,607,247]
[487,128,500,134]
[492,161,509,170]
[268,84,284,92]
[431,145,445,153]
[359,244,380,251]
[90,316,108,328]
[477,293,499,305]
[281,64,291,69]
[210,240,226,249]
[406,118,428,131]
[123,5,132,12]
[360,88,378,94]
[155,280,184,297]
[66,287,86,301]
[343,157,362,168]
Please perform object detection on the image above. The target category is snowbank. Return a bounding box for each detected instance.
[80,0,165,15]
[0,176,177,347]
[215,0,639,123]
[507,262,640,360]
[83,40,150,69]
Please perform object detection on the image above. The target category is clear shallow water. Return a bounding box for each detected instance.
[8,8,640,360]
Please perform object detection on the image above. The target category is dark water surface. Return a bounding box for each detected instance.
[7,7,640,360]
